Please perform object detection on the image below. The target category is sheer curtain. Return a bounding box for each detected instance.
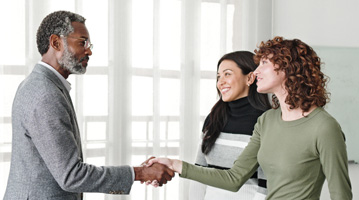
[0,0,271,199]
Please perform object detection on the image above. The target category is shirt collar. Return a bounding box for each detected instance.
[38,61,72,92]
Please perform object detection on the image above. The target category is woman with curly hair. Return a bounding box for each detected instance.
[148,36,353,200]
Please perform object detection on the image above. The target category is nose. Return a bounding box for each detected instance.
[253,68,260,77]
[85,48,92,56]
[217,76,224,83]
[217,77,225,88]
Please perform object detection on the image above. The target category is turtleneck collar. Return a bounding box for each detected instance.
[222,96,263,134]
[227,97,250,112]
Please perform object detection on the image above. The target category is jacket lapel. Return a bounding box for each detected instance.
[33,64,83,160]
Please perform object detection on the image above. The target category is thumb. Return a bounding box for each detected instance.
[146,158,158,167]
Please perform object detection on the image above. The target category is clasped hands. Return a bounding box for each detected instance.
[135,156,182,187]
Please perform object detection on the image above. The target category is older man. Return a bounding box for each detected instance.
[4,10,173,200]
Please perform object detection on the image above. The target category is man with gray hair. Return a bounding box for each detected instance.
[4,10,174,200]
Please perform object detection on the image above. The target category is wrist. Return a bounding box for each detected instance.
[172,159,183,174]
[133,166,144,181]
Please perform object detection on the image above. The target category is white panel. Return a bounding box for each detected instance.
[315,46,359,162]
[272,0,359,47]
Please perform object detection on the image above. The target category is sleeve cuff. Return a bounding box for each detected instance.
[179,161,189,178]
[131,166,135,181]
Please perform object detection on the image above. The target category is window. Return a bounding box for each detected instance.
[0,0,238,199]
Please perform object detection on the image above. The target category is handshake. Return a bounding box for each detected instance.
[134,157,181,187]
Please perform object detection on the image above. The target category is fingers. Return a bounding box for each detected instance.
[152,180,159,187]
[141,156,156,166]
[145,180,152,185]
[146,158,158,167]
[148,158,174,170]
[166,167,175,177]
[139,163,175,187]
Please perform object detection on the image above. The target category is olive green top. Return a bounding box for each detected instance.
[181,107,352,200]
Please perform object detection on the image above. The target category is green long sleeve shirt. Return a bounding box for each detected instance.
[181,107,352,200]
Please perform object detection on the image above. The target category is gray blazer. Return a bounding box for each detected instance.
[4,64,133,200]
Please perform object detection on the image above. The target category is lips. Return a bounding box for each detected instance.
[80,56,89,62]
[80,57,89,67]
[220,87,230,95]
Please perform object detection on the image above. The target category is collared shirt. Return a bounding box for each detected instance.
[38,61,136,181]
[38,61,71,92]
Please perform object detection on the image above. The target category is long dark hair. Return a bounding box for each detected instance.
[201,51,271,154]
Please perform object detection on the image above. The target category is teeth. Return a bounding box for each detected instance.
[221,88,229,93]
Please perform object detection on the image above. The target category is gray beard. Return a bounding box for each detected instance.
[58,41,87,74]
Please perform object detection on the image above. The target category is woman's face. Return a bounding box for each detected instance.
[217,60,250,102]
[254,57,286,94]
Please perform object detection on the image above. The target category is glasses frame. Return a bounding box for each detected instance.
[60,35,93,50]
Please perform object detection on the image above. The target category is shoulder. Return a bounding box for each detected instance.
[310,108,345,143]
[310,108,341,132]
[253,108,279,134]
[15,71,67,111]
[257,108,279,123]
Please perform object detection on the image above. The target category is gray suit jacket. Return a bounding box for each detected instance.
[4,64,133,200]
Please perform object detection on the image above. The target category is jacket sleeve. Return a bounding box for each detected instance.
[26,86,133,194]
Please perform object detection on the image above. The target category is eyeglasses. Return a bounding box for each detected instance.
[60,35,93,50]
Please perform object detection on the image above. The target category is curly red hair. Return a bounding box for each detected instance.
[254,36,329,113]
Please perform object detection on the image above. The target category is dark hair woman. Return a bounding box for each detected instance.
[148,37,352,200]
[189,51,271,200]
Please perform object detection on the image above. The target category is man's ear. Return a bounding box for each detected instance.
[247,72,255,86]
[49,34,62,51]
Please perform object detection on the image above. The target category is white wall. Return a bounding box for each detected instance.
[272,0,359,47]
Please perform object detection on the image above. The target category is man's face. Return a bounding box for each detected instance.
[59,22,92,74]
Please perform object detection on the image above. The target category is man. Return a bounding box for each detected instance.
[4,10,174,200]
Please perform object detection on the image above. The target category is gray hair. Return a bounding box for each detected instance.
[36,10,86,55]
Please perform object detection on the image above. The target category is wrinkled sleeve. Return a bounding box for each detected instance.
[27,89,133,194]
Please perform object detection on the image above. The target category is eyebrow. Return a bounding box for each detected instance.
[74,35,89,40]
[217,69,233,74]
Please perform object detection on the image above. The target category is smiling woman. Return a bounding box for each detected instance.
[149,37,353,200]
[188,51,271,200]
[216,60,251,102]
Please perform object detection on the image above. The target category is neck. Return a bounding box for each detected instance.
[41,58,70,79]
[275,90,317,121]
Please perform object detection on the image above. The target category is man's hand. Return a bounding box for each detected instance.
[134,163,175,186]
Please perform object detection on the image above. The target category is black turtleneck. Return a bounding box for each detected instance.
[204,97,265,135]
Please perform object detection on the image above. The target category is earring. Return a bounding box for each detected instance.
[247,83,250,87]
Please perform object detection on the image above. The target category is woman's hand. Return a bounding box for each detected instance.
[147,157,183,174]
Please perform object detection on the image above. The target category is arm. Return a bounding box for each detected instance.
[27,89,133,193]
[149,129,261,192]
[317,121,352,199]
